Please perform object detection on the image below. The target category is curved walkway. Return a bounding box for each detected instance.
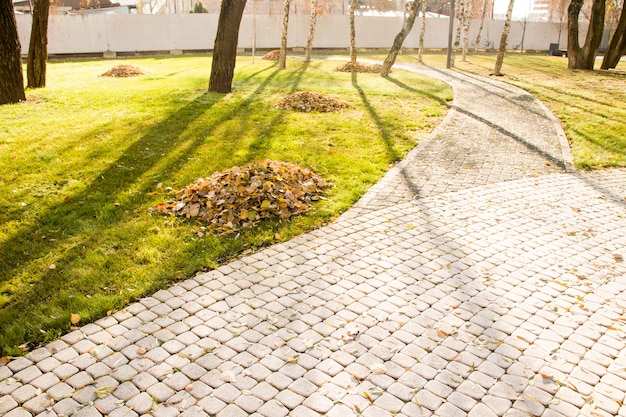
[2,66,626,417]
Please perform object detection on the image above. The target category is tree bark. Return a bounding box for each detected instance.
[0,0,26,105]
[418,1,426,63]
[462,0,472,61]
[493,0,515,75]
[601,1,625,69]
[381,0,422,76]
[27,0,50,89]
[208,0,247,93]
[305,0,318,62]
[349,0,356,63]
[451,0,464,67]
[568,0,605,69]
[279,0,290,69]
[474,0,488,52]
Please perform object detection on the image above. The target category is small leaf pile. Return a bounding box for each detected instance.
[334,62,385,74]
[262,50,281,61]
[153,160,330,233]
[101,64,146,77]
[274,91,352,113]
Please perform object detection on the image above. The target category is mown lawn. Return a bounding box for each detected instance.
[0,56,452,355]
[378,51,626,170]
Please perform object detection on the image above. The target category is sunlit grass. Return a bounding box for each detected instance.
[0,55,451,355]
[365,51,626,170]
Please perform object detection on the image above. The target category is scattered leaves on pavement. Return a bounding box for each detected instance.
[274,91,353,113]
[101,64,146,77]
[334,62,385,73]
[153,160,330,234]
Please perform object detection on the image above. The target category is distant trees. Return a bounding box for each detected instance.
[0,0,26,105]
[192,1,208,13]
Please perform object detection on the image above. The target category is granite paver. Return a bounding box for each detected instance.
[2,64,625,416]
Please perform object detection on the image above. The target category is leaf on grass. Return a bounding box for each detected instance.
[70,313,80,325]
[274,91,353,113]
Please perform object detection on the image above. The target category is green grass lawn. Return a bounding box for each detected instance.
[0,56,452,355]
[373,51,626,170]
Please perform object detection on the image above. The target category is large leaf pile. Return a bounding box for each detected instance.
[262,50,280,61]
[153,160,330,233]
[274,91,352,113]
[101,65,145,77]
[334,62,385,73]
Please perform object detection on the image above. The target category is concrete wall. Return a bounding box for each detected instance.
[16,13,574,55]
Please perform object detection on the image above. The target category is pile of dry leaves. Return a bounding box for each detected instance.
[274,91,352,113]
[262,50,281,61]
[153,160,330,233]
[101,64,146,77]
[334,62,385,74]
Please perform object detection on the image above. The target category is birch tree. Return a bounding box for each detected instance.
[492,0,514,75]
[350,0,357,63]
[279,0,291,69]
[461,0,472,61]
[381,0,423,76]
[418,1,426,63]
[451,0,464,67]
[305,0,319,63]
[474,0,488,52]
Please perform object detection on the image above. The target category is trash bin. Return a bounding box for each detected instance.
[549,43,560,56]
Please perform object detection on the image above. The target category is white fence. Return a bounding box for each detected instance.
[16,14,577,56]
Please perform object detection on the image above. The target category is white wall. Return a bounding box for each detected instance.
[15,13,574,55]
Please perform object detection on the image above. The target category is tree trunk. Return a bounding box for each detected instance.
[601,1,625,69]
[474,0,488,52]
[350,0,356,63]
[0,0,26,105]
[418,1,426,63]
[462,0,472,61]
[27,0,50,89]
[279,0,290,69]
[451,0,464,67]
[208,0,247,93]
[305,0,318,63]
[381,0,422,76]
[493,0,515,75]
[568,0,605,69]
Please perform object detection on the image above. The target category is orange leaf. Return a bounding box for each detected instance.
[70,313,81,325]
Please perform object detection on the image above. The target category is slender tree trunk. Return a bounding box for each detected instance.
[350,0,357,63]
[451,0,464,67]
[418,1,426,63]
[27,0,50,89]
[305,0,318,62]
[0,0,26,105]
[474,0,487,52]
[279,0,290,69]
[462,0,472,61]
[381,0,423,76]
[601,0,625,69]
[493,0,515,75]
[568,0,605,69]
[567,0,584,67]
[208,0,248,93]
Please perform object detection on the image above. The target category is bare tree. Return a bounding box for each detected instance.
[0,0,26,105]
[418,0,426,63]
[493,0,515,75]
[305,0,319,62]
[567,0,605,69]
[208,0,248,93]
[381,0,423,76]
[279,0,291,69]
[462,0,472,61]
[450,0,464,67]
[601,1,626,69]
[474,0,488,51]
[350,0,357,63]
[27,0,50,89]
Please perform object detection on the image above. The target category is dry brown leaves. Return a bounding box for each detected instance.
[262,50,281,61]
[153,160,330,233]
[274,91,352,113]
[334,62,385,74]
[101,64,146,77]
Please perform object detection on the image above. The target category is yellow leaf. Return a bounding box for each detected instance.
[261,200,271,210]
[70,313,81,325]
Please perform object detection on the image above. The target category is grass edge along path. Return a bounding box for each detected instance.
[0,56,452,355]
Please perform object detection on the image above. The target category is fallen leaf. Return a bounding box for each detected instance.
[70,313,80,325]
[369,363,387,374]
[220,371,236,382]
[94,386,116,398]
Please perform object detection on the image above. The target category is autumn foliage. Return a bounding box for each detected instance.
[153,160,330,233]
[274,91,352,113]
[334,62,385,73]
[101,65,146,77]
[262,50,281,61]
